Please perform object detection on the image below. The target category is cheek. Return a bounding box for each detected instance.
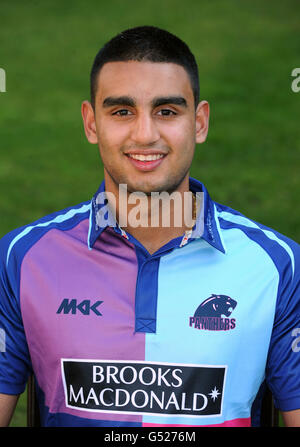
[162,119,196,148]
[97,122,127,155]
[170,132,196,163]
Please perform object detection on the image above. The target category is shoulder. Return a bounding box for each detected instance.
[0,200,91,271]
[214,202,299,287]
[215,201,299,256]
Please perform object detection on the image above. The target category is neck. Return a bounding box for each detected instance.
[107,186,199,254]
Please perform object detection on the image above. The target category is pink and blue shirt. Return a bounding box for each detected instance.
[0,178,300,427]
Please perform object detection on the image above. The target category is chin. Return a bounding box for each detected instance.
[112,171,189,196]
[127,181,171,195]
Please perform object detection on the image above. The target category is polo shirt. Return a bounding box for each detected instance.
[0,177,299,427]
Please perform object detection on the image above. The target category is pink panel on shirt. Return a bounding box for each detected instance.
[143,417,251,427]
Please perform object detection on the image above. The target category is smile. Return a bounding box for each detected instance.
[127,154,165,161]
[125,152,166,172]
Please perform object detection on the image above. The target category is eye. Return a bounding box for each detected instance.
[157,109,177,116]
[112,109,133,116]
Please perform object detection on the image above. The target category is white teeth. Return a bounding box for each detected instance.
[128,154,164,161]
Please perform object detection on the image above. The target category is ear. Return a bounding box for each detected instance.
[195,100,210,144]
[81,100,98,144]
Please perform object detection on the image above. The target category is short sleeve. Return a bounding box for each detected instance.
[0,231,32,395]
[265,238,300,411]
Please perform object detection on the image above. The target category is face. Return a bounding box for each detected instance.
[82,61,209,197]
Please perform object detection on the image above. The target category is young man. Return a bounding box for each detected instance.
[0,26,299,427]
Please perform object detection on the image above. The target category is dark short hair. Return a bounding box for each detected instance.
[90,26,200,109]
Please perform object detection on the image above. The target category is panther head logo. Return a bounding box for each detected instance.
[194,294,237,318]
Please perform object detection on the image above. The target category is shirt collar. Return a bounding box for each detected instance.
[88,178,226,253]
[189,177,226,253]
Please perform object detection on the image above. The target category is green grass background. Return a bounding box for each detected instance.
[0,0,299,427]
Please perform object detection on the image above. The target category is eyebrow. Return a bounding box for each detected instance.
[102,95,188,109]
[102,96,135,108]
[152,96,187,108]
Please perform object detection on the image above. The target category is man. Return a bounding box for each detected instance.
[0,26,299,427]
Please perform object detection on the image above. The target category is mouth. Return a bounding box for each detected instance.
[125,152,167,171]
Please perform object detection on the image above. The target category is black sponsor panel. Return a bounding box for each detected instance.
[62,360,226,417]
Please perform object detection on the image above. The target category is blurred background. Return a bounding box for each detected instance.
[0,0,299,426]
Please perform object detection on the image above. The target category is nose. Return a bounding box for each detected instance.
[130,112,160,146]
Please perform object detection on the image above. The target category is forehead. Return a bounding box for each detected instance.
[96,61,194,103]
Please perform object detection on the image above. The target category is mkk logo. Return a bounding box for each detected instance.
[57,299,103,316]
[189,294,237,331]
